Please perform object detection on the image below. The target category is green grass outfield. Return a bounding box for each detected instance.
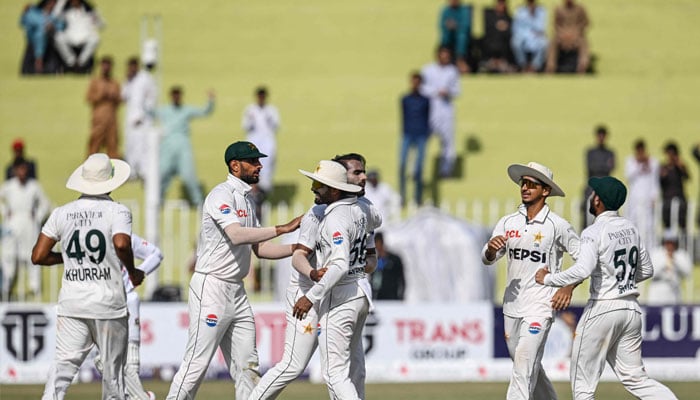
[2,381,699,400]
[1,0,698,206]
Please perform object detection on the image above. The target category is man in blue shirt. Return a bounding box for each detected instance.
[399,72,430,206]
[155,86,215,206]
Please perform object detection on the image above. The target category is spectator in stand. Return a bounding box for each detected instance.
[624,139,660,250]
[439,0,472,73]
[481,0,515,73]
[421,46,460,178]
[20,0,64,74]
[0,159,51,301]
[511,0,548,73]
[371,232,405,300]
[399,71,430,206]
[647,232,692,305]
[242,86,280,216]
[85,55,120,158]
[546,0,590,74]
[364,169,400,224]
[52,0,103,73]
[5,139,37,181]
[123,41,158,180]
[156,86,215,207]
[582,125,615,228]
[659,141,689,238]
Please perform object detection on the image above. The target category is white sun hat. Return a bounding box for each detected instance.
[299,160,362,193]
[507,161,565,197]
[66,153,131,195]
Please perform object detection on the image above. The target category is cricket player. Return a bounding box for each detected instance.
[535,176,678,400]
[293,160,381,400]
[0,159,50,300]
[420,45,460,177]
[32,153,145,400]
[482,162,580,400]
[166,141,301,400]
[93,234,163,400]
[249,155,381,400]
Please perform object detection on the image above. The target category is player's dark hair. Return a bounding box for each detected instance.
[595,124,608,136]
[256,86,268,96]
[332,153,366,168]
[633,139,645,151]
[170,86,183,95]
[127,56,139,66]
[101,55,113,65]
[411,71,422,82]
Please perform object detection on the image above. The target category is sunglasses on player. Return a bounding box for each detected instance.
[519,178,543,189]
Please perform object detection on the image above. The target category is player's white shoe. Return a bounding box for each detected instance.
[147,391,156,400]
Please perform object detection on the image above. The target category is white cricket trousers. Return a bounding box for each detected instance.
[92,292,150,400]
[249,286,319,400]
[167,273,260,400]
[503,315,557,400]
[570,300,678,400]
[42,316,127,400]
[429,104,456,175]
[318,283,370,400]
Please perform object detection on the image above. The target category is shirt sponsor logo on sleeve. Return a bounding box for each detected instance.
[236,209,248,218]
[205,314,218,327]
[528,322,542,335]
[219,204,232,215]
[332,231,343,245]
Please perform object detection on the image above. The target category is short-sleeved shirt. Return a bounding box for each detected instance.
[482,204,580,319]
[42,195,132,319]
[194,174,259,282]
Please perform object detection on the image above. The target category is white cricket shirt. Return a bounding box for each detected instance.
[194,174,260,282]
[42,195,131,319]
[482,204,580,318]
[306,197,382,304]
[292,204,326,291]
[544,211,654,300]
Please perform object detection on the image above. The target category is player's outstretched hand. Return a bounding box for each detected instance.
[485,235,507,261]
[293,295,313,320]
[130,269,145,287]
[551,285,574,310]
[534,267,549,285]
[276,215,303,236]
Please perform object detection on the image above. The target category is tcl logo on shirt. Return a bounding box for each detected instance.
[505,230,521,238]
[236,209,248,217]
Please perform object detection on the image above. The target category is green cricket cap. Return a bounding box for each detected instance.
[588,176,627,211]
[224,141,268,164]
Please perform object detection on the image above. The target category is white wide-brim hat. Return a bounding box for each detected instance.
[507,161,565,197]
[299,160,362,193]
[66,154,131,195]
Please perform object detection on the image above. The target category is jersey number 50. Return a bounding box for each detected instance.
[66,229,107,265]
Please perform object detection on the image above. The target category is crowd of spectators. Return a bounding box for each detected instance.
[438,0,592,74]
[20,0,103,75]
